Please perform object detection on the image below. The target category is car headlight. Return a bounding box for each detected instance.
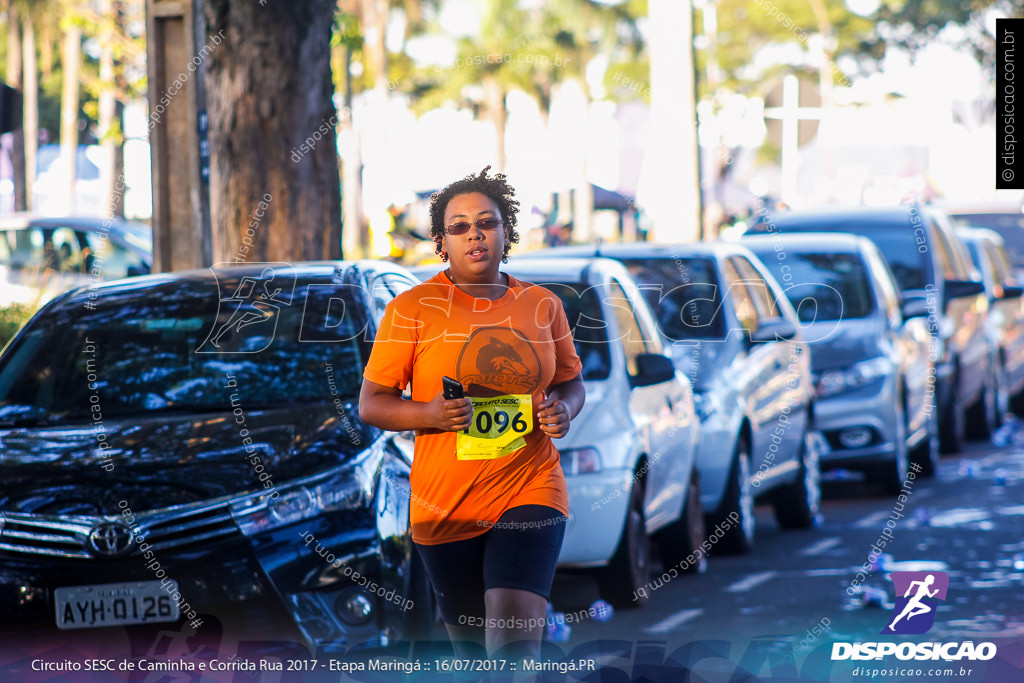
[559,447,601,475]
[815,357,892,398]
[230,440,381,536]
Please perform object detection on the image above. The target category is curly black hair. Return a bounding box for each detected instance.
[429,166,520,263]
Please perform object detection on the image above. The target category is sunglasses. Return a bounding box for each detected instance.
[445,217,506,235]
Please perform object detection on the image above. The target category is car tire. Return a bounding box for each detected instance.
[938,372,965,454]
[772,429,822,529]
[707,437,754,555]
[655,472,707,574]
[965,363,999,441]
[598,476,650,608]
[868,399,909,494]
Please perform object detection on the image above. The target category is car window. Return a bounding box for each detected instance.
[51,228,84,273]
[606,279,650,377]
[987,242,1014,284]
[543,281,611,381]
[81,230,149,280]
[619,257,725,340]
[980,246,1001,291]
[0,283,372,424]
[383,274,418,296]
[864,246,902,321]
[5,227,44,272]
[928,225,958,281]
[950,212,1024,269]
[765,220,931,292]
[751,249,875,321]
[732,256,782,318]
[368,275,394,326]
[0,230,12,267]
[722,258,759,334]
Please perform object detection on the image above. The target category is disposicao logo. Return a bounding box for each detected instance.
[831,570,997,663]
[882,571,948,635]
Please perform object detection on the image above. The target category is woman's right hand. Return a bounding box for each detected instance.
[432,393,474,432]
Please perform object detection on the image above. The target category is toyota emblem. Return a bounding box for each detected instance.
[86,522,134,557]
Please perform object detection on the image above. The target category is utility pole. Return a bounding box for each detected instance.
[145,0,212,272]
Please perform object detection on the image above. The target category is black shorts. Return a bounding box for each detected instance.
[414,505,567,626]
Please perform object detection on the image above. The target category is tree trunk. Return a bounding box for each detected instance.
[482,74,507,172]
[360,0,388,87]
[39,15,53,79]
[22,14,37,211]
[97,0,123,217]
[6,5,25,211]
[59,18,81,215]
[203,0,342,261]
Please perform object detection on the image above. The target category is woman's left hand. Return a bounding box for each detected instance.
[536,395,570,439]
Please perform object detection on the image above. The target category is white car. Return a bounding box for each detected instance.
[411,259,702,607]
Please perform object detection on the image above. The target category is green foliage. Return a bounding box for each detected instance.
[0,303,35,350]
[707,0,874,96]
[407,0,646,116]
[874,0,1014,72]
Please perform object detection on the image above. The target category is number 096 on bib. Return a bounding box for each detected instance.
[456,394,533,460]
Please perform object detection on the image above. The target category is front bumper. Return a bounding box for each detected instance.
[557,468,633,567]
[813,379,900,469]
[0,509,400,651]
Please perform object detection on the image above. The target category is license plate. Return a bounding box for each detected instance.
[55,580,180,630]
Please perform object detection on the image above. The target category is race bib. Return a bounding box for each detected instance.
[456,394,533,460]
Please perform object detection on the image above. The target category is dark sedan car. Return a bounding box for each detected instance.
[748,205,989,453]
[743,233,938,488]
[957,227,1024,418]
[0,261,431,652]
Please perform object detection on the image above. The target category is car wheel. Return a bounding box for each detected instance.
[598,476,650,608]
[773,429,822,528]
[656,472,707,573]
[868,399,909,494]
[707,437,754,554]
[965,362,999,440]
[908,410,940,477]
[994,354,1009,428]
[938,372,965,454]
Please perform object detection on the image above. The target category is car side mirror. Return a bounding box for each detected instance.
[750,318,797,343]
[1000,284,1024,299]
[944,279,985,300]
[900,295,930,319]
[632,352,676,387]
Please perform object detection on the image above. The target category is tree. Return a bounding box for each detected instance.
[702,0,875,97]
[202,0,341,262]
[58,4,82,215]
[6,1,26,210]
[874,0,1015,73]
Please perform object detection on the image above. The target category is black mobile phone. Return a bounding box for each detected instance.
[442,376,464,400]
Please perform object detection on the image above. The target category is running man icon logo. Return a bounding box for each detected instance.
[197,264,295,354]
[882,571,949,635]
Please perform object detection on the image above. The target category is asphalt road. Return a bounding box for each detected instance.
[545,428,1024,682]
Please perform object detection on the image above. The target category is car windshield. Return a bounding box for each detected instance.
[949,212,1024,269]
[752,250,874,321]
[538,281,611,381]
[618,257,725,339]
[0,283,369,424]
[757,221,928,292]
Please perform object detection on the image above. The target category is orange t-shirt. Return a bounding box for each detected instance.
[362,271,582,545]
